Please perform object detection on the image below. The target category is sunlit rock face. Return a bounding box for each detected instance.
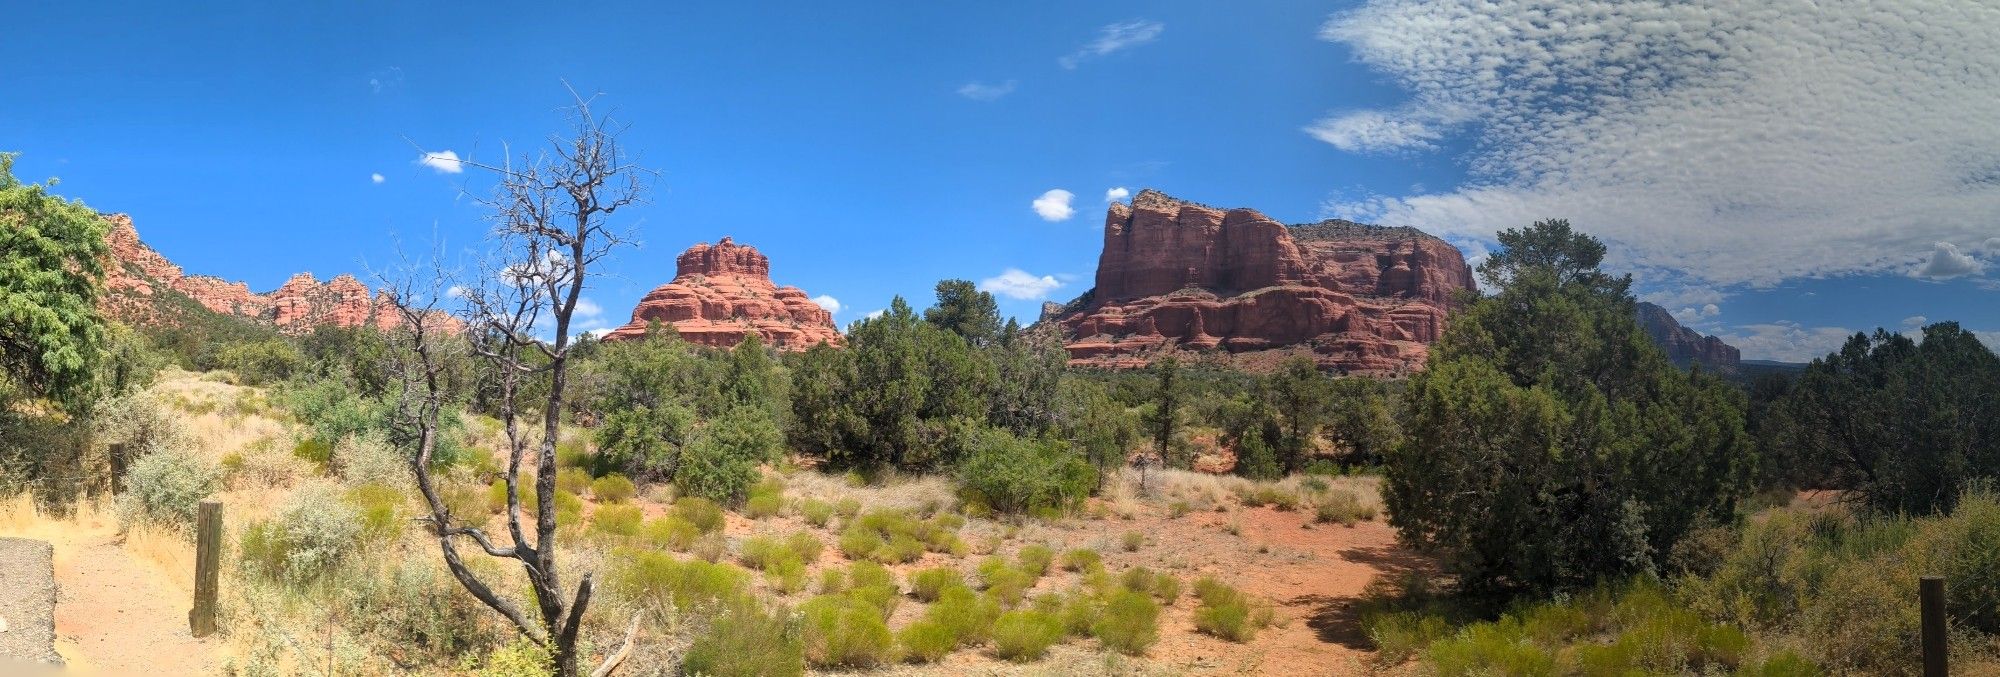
[602,237,843,350]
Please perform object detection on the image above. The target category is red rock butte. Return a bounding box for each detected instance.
[602,237,843,350]
[1047,189,1474,374]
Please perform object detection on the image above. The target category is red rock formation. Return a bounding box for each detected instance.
[603,237,842,350]
[1635,302,1741,370]
[98,214,454,335]
[1050,190,1474,374]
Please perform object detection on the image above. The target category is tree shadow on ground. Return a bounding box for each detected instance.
[1294,542,1436,650]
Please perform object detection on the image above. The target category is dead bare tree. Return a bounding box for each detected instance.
[383,89,650,677]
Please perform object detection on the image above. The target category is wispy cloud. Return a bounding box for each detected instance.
[1060,20,1164,69]
[417,150,464,174]
[1317,0,2000,288]
[979,268,1066,300]
[957,80,1018,101]
[1032,189,1076,222]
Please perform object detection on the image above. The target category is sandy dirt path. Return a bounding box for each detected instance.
[52,534,223,675]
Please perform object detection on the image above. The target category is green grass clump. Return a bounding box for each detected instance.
[897,620,957,663]
[608,549,750,613]
[978,557,1034,607]
[838,525,886,560]
[833,497,862,517]
[1121,530,1146,552]
[801,595,894,669]
[587,504,644,540]
[1016,544,1054,578]
[1060,548,1102,573]
[1093,589,1161,655]
[673,496,726,533]
[836,509,962,564]
[682,603,805,677]
[1238,484,1302,510]
[1059,590,1103,637]
[1314,489,1376,526]
[784,531,823,564]
[911,567,967,602]
[589,474,636,504]
[926,585,1002,648]
[745,479,785,519]
[343,483,405,542]
[798,498,834,528]
[845,561,901,619]
[642,515,701,552]
[990,610,1064,661]
[739,535,789,570]
[556,467,592,495]
[1193,577,1270,642]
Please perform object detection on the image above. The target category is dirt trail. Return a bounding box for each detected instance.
[52,534,223,675]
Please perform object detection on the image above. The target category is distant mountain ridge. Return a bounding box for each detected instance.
[1634,301,1741,370]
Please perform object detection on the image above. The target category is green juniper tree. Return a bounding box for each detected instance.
[0,153,109,415]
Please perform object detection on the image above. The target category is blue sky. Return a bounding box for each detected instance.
[5,1,1996,361]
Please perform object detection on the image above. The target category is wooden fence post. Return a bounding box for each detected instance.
[1922,575,1947,677]
[190,500,222,637]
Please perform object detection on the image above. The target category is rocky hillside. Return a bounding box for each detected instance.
[602,237,842,350]
[100,214,437,334]
[1047,190,1474,374]
[1635,301,1742,370]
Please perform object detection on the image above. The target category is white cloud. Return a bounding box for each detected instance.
[574,297,603,319]
[370,173,385,184]
[1716,321,1856,362]
[1060,20,1165,69]
[1105,187,1130,202]
[1903,315,1929,329]
[957,80,1017,101]
[1318,1,2000,288]
[811,295,842,314]
[587,327,616,338]
[1305,110,1445,153]
[1912,241,1986,279]
[864,309,885,321]
[1672,303,1722,323]
[1032,189,1076,222]
[979,268,1065,300]
[445,285,468,299]
[1980,237,2000,255]
[417,150,464,174]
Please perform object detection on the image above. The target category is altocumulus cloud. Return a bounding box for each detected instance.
[979,268,1064,300]
[1316,0,2000,289]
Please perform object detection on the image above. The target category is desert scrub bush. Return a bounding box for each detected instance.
[588,473,635,503]
[608,549,751,613]
[641,514,700,551]
[555,467,592,495]
[978,557,1034,608]
[897,619,957,663]
[1237,484,1301,510]
[834,496,862,517]
[1093,589,1161,655]
[1193,577,1271,642]
[241,483,362,583]
[673,496,726,533]
[1314,488,1376,526]
[1415,582,1763,676]
[343,483,405,542]
[676,405,782,503]
[1016,543,1054,578]
[911,567,967,602]
[927,585,1002,647]
[587,504,644,540]
[798,498,833,527]
[956,429,1096,515]
[785,531,824,564]
[1121,530,1146,551]
[1060,548,1102,573]
[119,449,222,529]
[837,509,959,564]
[800,594,895,669]
[745,477,785,519]
[990,609,1064,661]
[845,560,901,618]
[682,603,805,677]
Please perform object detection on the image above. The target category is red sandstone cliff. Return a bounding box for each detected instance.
[1635,302,1741,370]
[99,214,450,334]
[602,237,842,350]
[1050,190,1474,374]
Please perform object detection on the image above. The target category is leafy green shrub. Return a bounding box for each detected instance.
[673,496,726,533]
[1060,548,1101,573]
[800,595,894,668]
[216,339,305,385]
[676,406,781,503]
[798,498,833,527]
[897,620,957,663]
[1093,589,1160,655]
[990,610,1064,661]
[240,483,361,583]
[555,467,592,495]
[344,483,405,542]
[1193,577,1269,642]
[588,504,644,540]
[589,474,635,503]
[119,449,221,528]
[1315,489,1376,526]
[745,478,785,519]
[682,603,804,677]
[956,430,1095,514]
[911,567,966,602]
[1016,544,1054,578]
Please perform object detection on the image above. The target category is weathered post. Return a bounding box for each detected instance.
[190,500,222,637]
[1921,575,1947,677]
